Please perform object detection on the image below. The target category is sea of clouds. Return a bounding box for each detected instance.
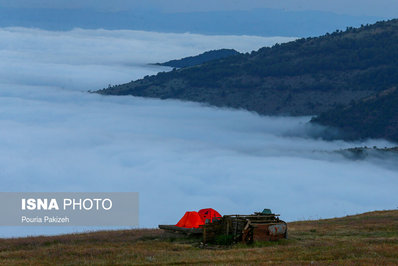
[0,27,295,92]
[0,28,397,237]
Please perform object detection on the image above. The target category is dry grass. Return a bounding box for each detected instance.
[0,210,397,265]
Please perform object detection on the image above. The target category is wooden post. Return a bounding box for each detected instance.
[226,218,230,237]
[203,224,206,245]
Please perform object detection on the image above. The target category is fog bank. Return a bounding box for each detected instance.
[0,28,396,237]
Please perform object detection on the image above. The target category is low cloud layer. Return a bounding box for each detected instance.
[0,27,295,92]
[0,28,396,237]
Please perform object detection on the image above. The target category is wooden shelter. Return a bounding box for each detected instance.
[159,210,287,244]
[202,212,287,244]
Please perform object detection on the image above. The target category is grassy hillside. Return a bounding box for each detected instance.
[98,19,398,116]
[312,87,398,142]
[1,210,397,264]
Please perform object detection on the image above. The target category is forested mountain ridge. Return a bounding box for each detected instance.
[155,49,240,68]
[98,19,398,116]
[312,87,398,142]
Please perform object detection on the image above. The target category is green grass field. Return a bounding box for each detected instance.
[1,210,397,265]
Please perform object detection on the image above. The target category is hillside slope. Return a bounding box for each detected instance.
[1,210,397,264]
[156,49,240,68]
[98,19,398,116]
[312,87,398,142]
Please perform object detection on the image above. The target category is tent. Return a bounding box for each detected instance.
[175,211,204,228]
[198,208,222,223]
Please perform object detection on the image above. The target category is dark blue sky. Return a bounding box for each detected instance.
[0,0,394,37]
[0,0,397,18]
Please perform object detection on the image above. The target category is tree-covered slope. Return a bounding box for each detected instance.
[155,49,240,68]
[98,19,398,116]
[312,87,398,142]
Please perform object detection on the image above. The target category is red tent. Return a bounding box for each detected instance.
[198,208,222,223]
[175,211,204,228]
